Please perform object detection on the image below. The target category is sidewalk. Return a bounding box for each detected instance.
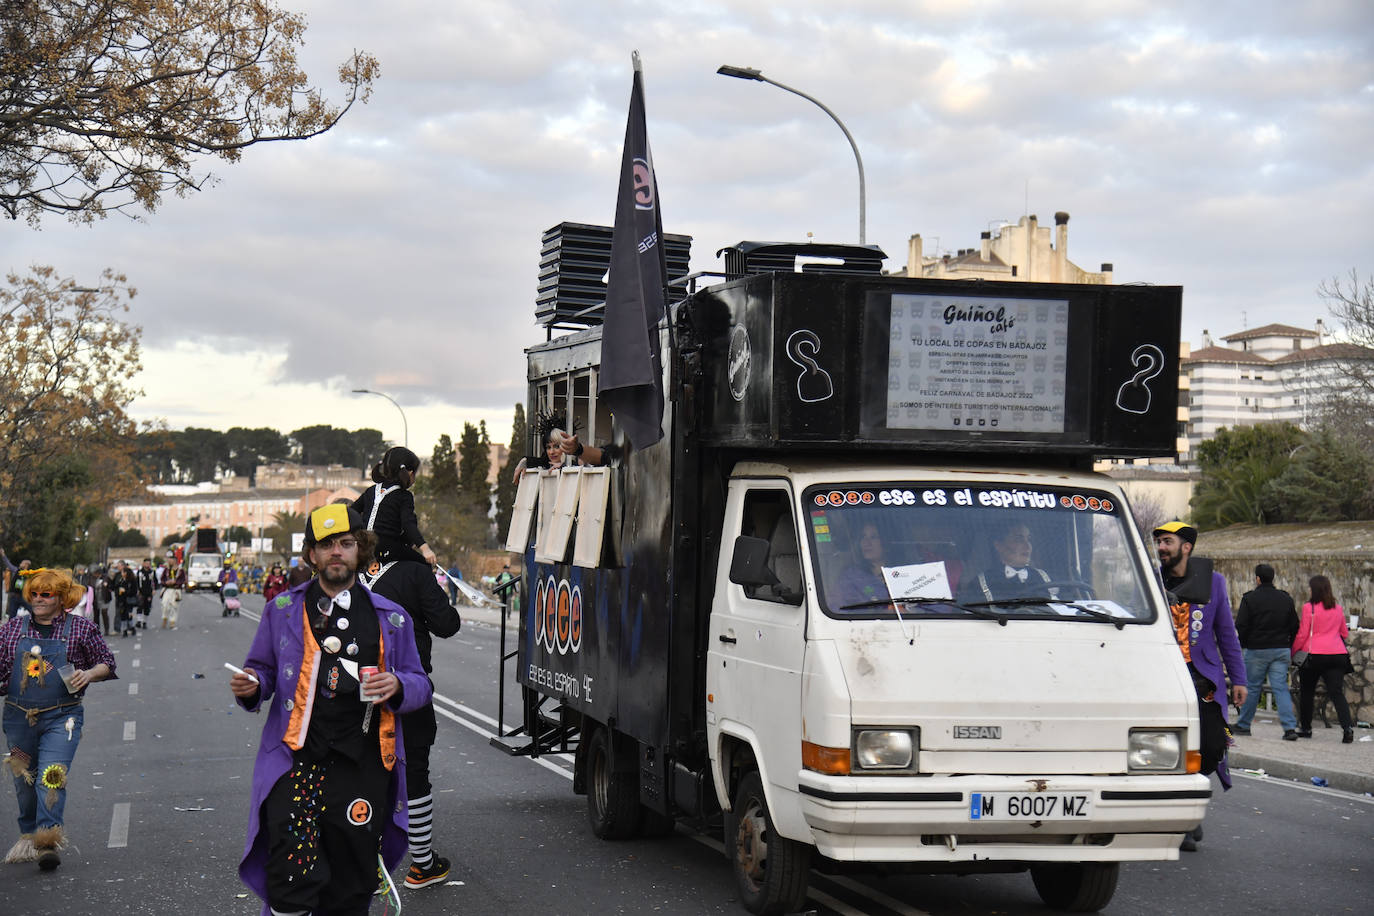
[1228,711,1374,795]
[454,601,1374,796]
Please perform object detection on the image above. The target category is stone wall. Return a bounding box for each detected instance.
[1211,554,1372,725]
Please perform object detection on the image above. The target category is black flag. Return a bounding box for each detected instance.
[596,57,667,451]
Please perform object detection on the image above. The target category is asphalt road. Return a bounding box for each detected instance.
[4,590,1370,915]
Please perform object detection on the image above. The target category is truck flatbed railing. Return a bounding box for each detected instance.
[488,573,581,759]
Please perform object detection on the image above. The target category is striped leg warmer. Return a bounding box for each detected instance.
[407,793,434,868]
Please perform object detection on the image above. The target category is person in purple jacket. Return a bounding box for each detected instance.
[229,504,432,914]
[1153,520,1247,853]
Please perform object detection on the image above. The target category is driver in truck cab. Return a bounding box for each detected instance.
[961,520,1053,601]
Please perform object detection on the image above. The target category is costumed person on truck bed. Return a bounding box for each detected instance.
[1152,520,1246,853]
[352,446,438,567]
[509,412,581,481]
[2,567,117,870]
[229,504,432,914]
[360,551,461,890]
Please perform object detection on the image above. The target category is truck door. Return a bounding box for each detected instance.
[709,484,807,802]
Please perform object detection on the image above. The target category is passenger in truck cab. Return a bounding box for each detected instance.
[832,522,889,608]
[960,520,1053,602]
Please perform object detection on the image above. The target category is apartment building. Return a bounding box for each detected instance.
[1181,320,1374,459]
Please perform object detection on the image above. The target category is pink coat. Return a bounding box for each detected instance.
[1292,602,1349,655]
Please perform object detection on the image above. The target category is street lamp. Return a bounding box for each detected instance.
[351,388,408,449]
[717,64,867,244]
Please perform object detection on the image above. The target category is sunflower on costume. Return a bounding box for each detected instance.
[40,764,66,790]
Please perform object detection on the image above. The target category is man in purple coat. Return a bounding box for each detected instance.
[1154,520,1246,852]
[229,504,432,914]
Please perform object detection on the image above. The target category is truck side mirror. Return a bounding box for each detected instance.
[728,536,777,589]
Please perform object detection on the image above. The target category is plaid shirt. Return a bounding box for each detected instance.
[0,611,118,696]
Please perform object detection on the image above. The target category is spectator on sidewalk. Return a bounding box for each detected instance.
[1233,564,1301,740]
[1293,575,1357,744]
[445,562,463,605]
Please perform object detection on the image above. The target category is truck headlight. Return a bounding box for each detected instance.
[1128,729,1182,772]
[854,729,916,771]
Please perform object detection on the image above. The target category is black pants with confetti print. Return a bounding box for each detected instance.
[262,749,389,915]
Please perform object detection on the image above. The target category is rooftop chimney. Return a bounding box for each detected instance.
[1054,211,1069,281]
[980,230,991,261]
[907,234,923,278]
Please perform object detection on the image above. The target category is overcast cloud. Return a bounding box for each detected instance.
[6,0,1372,456]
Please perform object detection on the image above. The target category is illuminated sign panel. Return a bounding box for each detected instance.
[883,293,1070,435]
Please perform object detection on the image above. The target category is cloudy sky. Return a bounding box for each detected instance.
[7,1,1372,459]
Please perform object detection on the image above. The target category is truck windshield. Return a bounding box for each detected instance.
[804,483,1155,624]
[189,556,217,569]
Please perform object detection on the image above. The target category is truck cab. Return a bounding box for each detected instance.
[501,264,1200,914]
[706,461,1205,911]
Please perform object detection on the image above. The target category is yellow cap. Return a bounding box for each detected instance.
[1152,519,1197,544]
[307,504,358,544]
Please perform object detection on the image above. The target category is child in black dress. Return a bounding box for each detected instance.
[352,447,437,566]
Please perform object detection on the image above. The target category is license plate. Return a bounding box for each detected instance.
[969,792,1093,820]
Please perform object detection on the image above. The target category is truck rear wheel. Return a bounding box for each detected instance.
[1030,862,1119,912]
[586,727,641,839]
[726,770,809,915]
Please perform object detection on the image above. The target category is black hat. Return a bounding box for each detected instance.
[303,504,366,548]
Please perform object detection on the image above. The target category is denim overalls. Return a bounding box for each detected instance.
[3,619,84,833]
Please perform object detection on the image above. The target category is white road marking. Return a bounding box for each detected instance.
[131,659,140,668]
[431,690,910,916]
[128,682,138,695]
[122,721,136,741]
[134,642,141,650]
[108,802,131,848]
[430,700,573,781]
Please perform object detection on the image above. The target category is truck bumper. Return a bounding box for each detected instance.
[796,771,1210,863]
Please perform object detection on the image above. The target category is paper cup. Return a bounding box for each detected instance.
[59,664,77,692]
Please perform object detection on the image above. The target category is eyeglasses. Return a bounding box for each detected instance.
[32,591,57,599]
[318,537,358,550]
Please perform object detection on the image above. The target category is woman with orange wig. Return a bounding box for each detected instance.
[2,567,116,870]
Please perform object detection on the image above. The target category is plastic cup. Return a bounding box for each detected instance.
[58,664,77,692]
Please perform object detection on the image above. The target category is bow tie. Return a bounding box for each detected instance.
[1005,566,1028,582]
[319,589,352,615]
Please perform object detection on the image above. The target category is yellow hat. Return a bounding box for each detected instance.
[1152,520,1197,545]
[304,504,365,546]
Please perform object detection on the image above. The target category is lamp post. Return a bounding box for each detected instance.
[717,64,867,244]
[351,388,408,449]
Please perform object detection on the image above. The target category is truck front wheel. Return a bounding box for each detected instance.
[1030,861,1119,912]
[586,727,641,840]
[726,770,810,915]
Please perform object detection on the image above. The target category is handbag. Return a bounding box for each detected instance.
[1292,605,1315,667]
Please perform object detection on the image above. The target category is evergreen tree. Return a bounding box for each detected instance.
[428,435,459,495]
[457,422,492,515]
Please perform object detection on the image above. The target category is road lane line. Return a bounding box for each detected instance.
[108,802,131,848]
[132,658,140,668]
[128,682,138,695]
[432,691,499,727]
[123,721,136,741]
[431,704,572,781]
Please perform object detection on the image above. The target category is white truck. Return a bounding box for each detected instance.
[499,261,1205,913]
[184,528,223,591]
